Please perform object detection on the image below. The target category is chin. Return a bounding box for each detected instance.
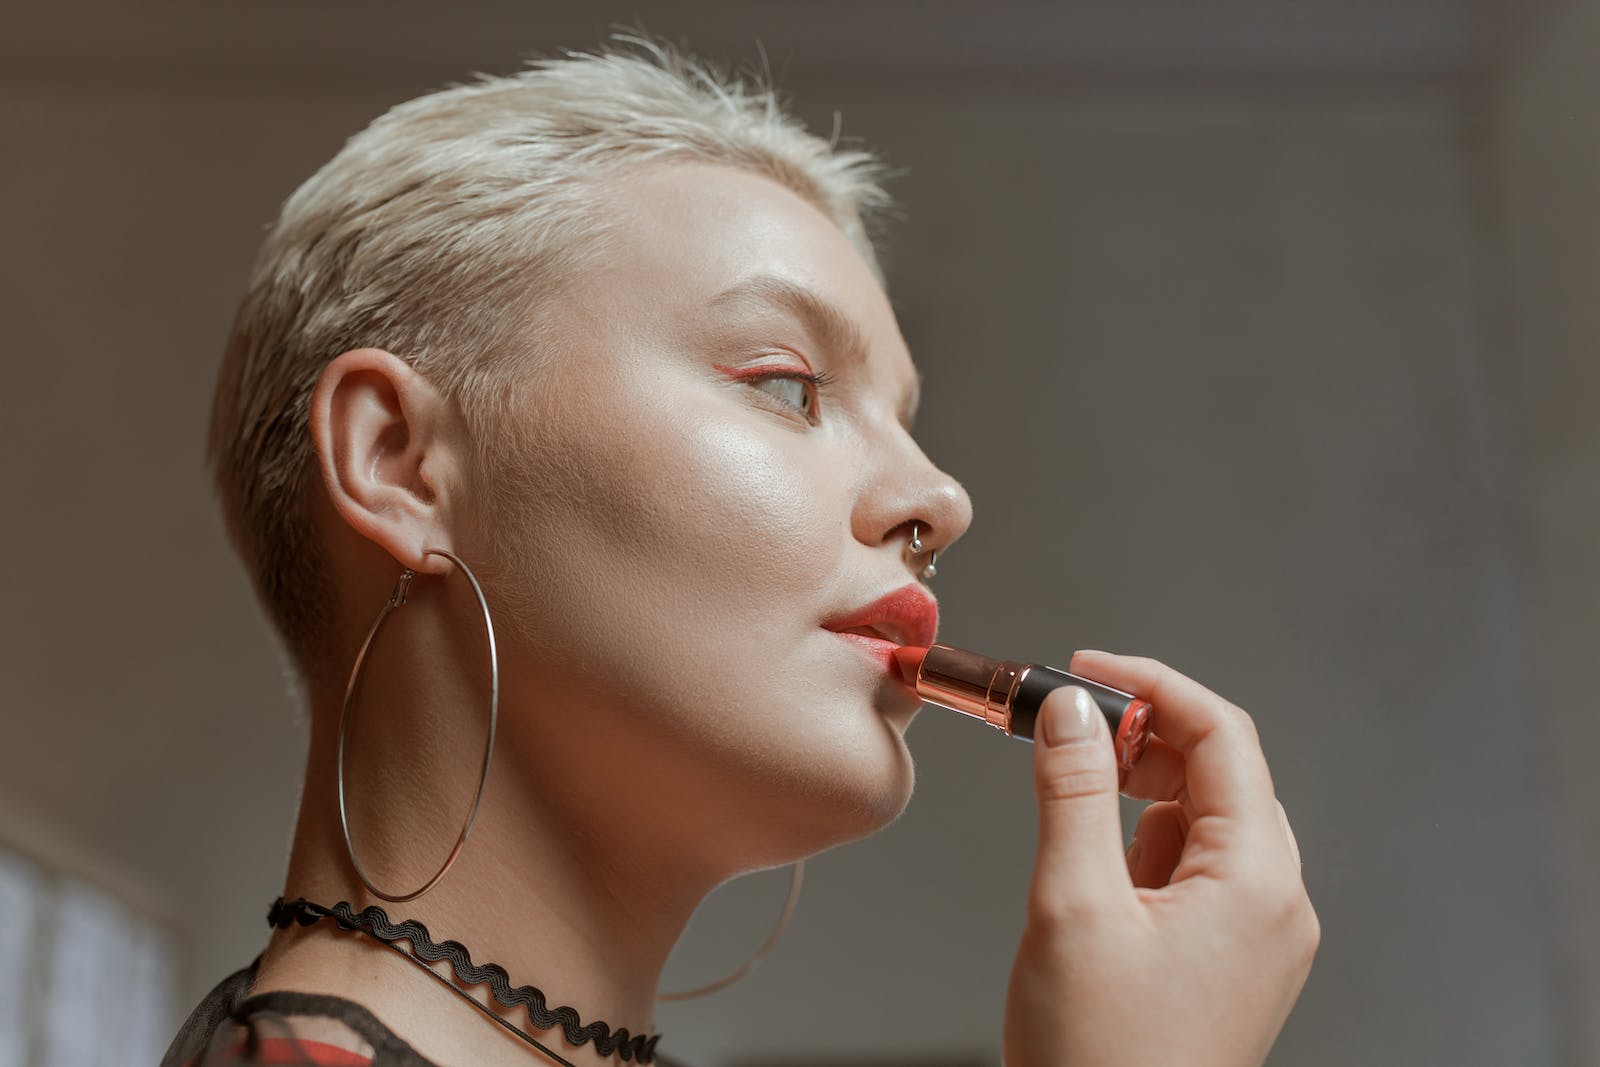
[766,717,919,858]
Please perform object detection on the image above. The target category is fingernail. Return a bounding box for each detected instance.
[1044,687,1101,746]
[1126,839,1144,873]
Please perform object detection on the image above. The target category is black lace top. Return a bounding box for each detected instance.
[159,960,693,1067]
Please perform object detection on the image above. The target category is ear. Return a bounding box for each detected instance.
[308,348,462,575]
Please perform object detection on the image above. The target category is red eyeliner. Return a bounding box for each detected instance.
[893,644,1152,770]
[711,361,814,379]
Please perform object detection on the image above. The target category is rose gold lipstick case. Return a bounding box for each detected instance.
[910,643,1153,769]
[913,644,1025,732]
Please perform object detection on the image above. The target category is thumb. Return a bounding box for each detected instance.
[1031,685,1131,911]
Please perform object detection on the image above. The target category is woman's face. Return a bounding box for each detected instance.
[467,163,973,870]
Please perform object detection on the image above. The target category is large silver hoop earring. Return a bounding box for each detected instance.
[657,860,805,1002]
[336,547,499,903]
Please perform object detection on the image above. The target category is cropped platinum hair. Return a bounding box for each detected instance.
[207,39,892,678]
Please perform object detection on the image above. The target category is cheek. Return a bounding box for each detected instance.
[650,418,843,601]
[475,365,848,649]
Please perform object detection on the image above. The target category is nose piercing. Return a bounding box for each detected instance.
[909,523,939,580]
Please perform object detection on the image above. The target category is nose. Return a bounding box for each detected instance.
[853,435,974,574]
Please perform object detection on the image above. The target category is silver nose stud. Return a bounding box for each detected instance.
[909,523,938,580]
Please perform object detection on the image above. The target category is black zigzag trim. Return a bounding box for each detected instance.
[268,897,662,1063]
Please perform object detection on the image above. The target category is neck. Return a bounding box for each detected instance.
[255,679,723,1067]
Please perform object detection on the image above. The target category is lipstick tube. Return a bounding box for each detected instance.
[903,644,1152,769]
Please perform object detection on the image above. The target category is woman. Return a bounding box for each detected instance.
[163,40,1318,1067]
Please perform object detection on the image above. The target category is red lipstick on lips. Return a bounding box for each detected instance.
[822,584,940,675]
[892,645,1152,770]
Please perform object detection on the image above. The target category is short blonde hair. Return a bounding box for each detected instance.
[208,39,891,676]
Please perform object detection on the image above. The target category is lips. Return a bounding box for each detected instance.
[822,583,939,652]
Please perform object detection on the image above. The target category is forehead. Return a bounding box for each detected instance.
[579,162,916,386]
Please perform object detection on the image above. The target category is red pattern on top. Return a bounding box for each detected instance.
[187,1037,372,1066]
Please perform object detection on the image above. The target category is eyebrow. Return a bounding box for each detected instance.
[708,275,922,430]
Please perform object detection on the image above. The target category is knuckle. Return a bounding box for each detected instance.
[1024,894,1070,932]
[1273,886,1320,946]
[1221,702,1261,743]
[1280,897,1322,973]
[1238,867,1303,917]
[1026,889,1102,934]
[1298,900,1322,955]
[1037,764,1116,805]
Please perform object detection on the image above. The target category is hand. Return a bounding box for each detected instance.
[1003,652,1318,1067]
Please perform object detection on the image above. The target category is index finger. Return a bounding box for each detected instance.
[1070,650,1278,823]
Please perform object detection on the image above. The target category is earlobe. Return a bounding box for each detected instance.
[309,348,454,573]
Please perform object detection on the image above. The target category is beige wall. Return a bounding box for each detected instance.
[0,5,1571,1065]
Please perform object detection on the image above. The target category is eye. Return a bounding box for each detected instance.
[742,368,837,423]
[753,374,811,412]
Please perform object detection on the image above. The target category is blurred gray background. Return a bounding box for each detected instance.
[3,0,1598,1064]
